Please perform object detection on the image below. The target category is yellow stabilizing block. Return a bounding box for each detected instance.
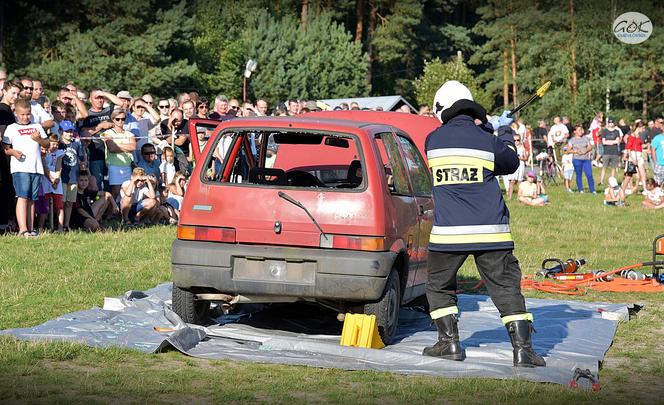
[339,313,385,349]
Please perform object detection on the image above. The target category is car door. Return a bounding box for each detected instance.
[394,133,433,298]
[374,131,419,302]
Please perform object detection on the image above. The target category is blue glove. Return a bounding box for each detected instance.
[498,110,513,127]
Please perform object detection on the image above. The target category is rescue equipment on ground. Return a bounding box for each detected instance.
[522,235,664,295]
[538,258,586,278]
[340,313,385,349]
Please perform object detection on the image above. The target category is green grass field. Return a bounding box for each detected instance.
[1,179,663,404]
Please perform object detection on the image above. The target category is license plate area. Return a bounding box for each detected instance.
[233,257,316,284]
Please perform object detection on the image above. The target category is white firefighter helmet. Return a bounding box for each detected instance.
[433,80,474,123]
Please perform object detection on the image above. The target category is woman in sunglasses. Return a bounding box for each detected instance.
[195,97,209,119]
[101,108,136,201]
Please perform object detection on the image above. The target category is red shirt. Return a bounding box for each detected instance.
[626,135,643,152]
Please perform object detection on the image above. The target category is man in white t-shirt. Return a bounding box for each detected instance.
[1,99,49,236]
[546,116,569,161]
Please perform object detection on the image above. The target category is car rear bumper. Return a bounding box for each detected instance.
[171,240,397,301]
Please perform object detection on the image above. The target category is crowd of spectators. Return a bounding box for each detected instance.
[507,111,664,209]
[1,70,663,236]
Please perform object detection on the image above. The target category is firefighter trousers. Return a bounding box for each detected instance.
[426,249,526,317]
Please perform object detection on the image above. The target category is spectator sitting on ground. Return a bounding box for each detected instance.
[72,171,118,231]
[163,170,187,224]
[518,171,546,206]
[120,167,159,226]
[604,176,625,206]
[642,178,664,209]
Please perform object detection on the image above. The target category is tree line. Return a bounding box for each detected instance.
[1,0,661,123]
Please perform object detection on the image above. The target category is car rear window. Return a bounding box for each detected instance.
[201,130,365,190]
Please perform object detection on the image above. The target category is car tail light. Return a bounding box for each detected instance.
[178,225,236,243]
[320,234,385,251]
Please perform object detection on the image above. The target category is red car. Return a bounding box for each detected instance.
[172,111,439,344]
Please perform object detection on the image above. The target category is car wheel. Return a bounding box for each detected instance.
[364,268,401,345]
[172,285,210,325]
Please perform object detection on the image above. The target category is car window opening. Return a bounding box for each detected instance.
[203,130,364,190]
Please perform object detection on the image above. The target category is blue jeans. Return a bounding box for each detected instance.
[89,160,106,192]
[572,159,595,193]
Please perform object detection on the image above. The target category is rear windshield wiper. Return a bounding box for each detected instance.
[278,191,328,240]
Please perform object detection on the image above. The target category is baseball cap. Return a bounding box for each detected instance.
[116,90,132,99]
[527,171,537,179]
[608,176,619,187]
[60,120,76,132]
[607,117,615,124]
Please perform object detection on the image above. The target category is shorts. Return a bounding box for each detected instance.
[654,165,664,186]
[603,155,620,168]
[563,169,574,180]
[12,172,41,201]
[128,199,149,219]
[39,193,63,212]
[108,165,132,186]
[64,183,78,202]
[165,195,183,210]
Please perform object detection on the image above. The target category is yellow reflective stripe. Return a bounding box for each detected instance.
[428,156,495,171]
[430,306,459,319]
[429,232,513,244]
[501,313,533,324]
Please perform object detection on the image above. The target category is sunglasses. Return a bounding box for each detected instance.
[198,105,208,109]
[142,151,156,156]
[113,117,126,122]
[158,105,169,109]
[23,86,33,90]
[230,106,239,110]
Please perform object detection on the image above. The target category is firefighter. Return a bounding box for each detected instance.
[422,80,545,368]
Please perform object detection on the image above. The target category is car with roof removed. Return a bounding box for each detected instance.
[172,111,439,344]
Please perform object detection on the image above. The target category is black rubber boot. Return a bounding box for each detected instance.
[506,320,546,367]
[422,315,466,360]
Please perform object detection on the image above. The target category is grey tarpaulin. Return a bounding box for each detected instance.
[1,283,629,388]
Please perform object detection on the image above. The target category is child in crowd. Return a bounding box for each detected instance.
[604,176,625,206]
[159,146,176,189]
[518,171,546,206]
[163,171,186,224]
[642,178,664,209]
[58,120,86,230]
[561,146,574,192]
[120,167,159,226]
[1,99,50,237]
[71,171,118,231]
[37,135,65,231]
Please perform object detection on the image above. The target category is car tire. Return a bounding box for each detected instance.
[364,268,401,345]
[172,285,210,325]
